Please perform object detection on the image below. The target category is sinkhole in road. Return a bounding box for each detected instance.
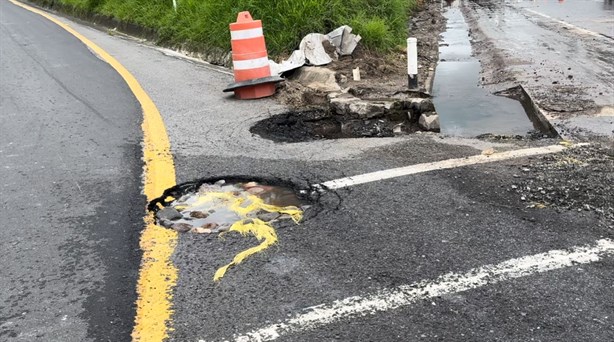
[250,103,432,143]
[250,108,413,143]
[149,177,310,281]
[433,1,557,138]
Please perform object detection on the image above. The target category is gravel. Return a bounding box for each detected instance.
[509,143,614,228]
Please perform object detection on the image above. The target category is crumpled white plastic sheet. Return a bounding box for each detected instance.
[269,25,362,75]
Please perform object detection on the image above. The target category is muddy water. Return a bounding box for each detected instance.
[156,180,305,231]
[433,0,537,137]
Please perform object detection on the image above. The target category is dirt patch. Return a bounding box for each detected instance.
[274,0,445,108]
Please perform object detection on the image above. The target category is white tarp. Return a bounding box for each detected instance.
[269,49,306,75]
[269,25,362,75]
[299,33,333,66]
[326,25,362,56]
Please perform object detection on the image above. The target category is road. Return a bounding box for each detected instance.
[1,1,613,342]
[514,0,614,38]
[0,1,143,341]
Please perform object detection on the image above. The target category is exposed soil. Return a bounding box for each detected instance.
[274,0,445,108]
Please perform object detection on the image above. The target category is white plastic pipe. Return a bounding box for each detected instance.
[407,37,418,89]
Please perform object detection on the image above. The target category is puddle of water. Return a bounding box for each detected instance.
[153,180,306,281]
[433,1,538,137]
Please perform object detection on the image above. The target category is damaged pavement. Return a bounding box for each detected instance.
[115,0,613,338]
[2,1,613,341]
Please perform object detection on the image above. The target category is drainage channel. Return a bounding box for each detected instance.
[433,0,554,137]
[149,177,311,281]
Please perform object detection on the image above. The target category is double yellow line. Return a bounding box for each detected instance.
[8,1,178,340]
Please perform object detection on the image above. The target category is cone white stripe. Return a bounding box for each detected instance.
[231,27,264,40]
[233,57,269,70]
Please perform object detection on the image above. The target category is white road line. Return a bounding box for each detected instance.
[523,8,604,38]
[228,239,614,342]
[317,144,586,190]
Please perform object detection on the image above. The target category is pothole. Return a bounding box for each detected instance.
[251,109,411,142]
[149,177,311,281]
[251,93,440,142]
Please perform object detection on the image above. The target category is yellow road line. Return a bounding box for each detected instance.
[7,1,178,341]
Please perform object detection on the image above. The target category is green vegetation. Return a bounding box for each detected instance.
[51,0,419,56]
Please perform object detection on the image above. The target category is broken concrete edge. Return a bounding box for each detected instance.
[423,64,437,95]
[287,66,439,133]
[494,85,560,139]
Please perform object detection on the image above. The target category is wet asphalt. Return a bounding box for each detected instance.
[1,1,613,342]
[0,2,143,341]
[463,0,614,139]
[514,0,614,38]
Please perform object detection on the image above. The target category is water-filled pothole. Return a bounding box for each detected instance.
[149,177,310,281]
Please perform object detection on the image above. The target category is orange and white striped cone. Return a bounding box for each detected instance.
[223,11,283,100]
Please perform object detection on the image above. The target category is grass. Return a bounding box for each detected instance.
[49,0,419,56]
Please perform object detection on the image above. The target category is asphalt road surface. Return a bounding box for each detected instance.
[1,1,613,342]
[0,1,143,341]
[514,0,614,38]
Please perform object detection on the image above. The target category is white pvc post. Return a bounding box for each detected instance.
[407,37,418,89]
[172,0,177,11]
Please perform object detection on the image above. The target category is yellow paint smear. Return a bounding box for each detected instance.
[175,191,302,281]
[7,1,179,341]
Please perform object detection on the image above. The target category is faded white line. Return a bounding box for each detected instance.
[524,8,604,38]
[228,239,614,342]
[317,143,586,190]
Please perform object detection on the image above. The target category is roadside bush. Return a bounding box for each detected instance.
[48,0,418,55]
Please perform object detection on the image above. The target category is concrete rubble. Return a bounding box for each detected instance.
[419,112,441,131]
[292,66,341,92]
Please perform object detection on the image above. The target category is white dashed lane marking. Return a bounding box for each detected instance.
[228,239,614,342]
[316,144,587,190]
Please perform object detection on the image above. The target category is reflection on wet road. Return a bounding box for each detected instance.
[513,0,614,37]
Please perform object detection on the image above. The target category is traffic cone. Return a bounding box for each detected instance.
[223,11,283,100]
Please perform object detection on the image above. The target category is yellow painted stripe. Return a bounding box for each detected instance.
[7,1,178,341]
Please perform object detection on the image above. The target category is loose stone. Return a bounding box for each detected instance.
[201,222,218,230]
[156,207,183,221]
[172,223,193,233]
[257,212,281,222]
[189,211,209,219]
